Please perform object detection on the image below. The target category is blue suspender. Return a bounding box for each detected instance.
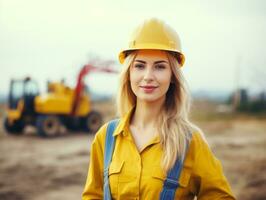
[103,119,119,200]
[159,136,190,199]
[103,120,191,200]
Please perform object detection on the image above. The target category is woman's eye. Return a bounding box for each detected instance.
[134,64,145,69]
[155,64,166,69]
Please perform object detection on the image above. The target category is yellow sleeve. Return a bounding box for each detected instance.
[82,123,107,200]
[193,132,236,200]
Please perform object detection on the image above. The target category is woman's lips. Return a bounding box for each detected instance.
[139,86,158,93]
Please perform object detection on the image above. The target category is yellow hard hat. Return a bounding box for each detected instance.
[118,18,185,66]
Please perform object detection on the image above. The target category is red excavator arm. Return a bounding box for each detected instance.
[70,64,118,116]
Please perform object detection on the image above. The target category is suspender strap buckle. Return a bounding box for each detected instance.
[163,177,179,189]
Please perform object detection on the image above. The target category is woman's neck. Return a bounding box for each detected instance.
[131,98,164,132]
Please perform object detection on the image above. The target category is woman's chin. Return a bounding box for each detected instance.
[137,94,165,104]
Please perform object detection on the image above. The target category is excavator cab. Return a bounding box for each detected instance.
[10,77,39,111]
[4,77,39,133]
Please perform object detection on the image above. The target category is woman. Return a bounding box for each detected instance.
[82,18,236,200]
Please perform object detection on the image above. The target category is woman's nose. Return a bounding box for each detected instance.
[143,68,154,82]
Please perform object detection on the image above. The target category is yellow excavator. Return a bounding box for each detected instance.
[4,64,117,137]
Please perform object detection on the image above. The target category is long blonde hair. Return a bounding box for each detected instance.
[116,51,201,172]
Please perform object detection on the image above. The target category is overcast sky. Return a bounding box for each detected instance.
[0,0,265,96]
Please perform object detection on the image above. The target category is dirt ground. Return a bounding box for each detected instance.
[0,100,265,200]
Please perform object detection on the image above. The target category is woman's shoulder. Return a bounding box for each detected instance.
[190,129,209,147]
[184,123,208,145]
[187,129,211,161]
[189,129,221,167]
[93,119,121,144]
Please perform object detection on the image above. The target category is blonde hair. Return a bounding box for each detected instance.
[116,51,202,173]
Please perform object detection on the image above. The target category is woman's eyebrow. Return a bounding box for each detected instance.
[154,60,168,64]
[135,60,146,64]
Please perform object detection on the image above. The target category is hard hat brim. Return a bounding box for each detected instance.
[119,47,185,67]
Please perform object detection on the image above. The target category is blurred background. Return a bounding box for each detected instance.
[0,0,265,199]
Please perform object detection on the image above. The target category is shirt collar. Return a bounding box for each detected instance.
[113,106,135,137]
[113,106,161,145]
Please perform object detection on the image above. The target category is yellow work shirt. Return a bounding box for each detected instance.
[82,109,236,200]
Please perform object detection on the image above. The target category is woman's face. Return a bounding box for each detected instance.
[129,50,172,104]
